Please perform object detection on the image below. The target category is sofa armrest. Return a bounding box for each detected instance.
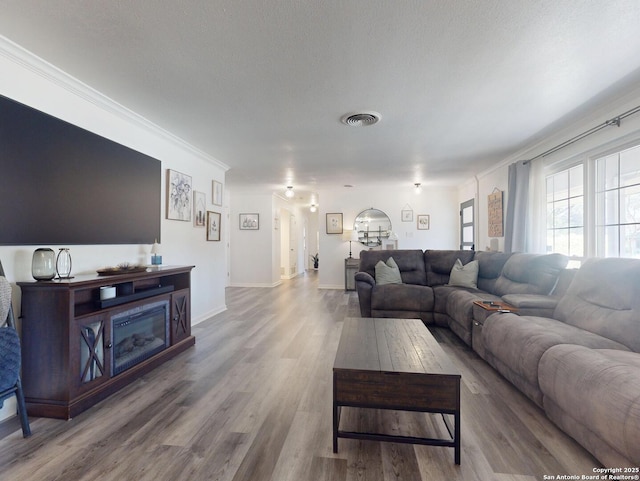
[501,293,558,317]
[355,272,375,318]
[355,271,375,286]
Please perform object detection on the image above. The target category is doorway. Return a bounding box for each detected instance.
[460,199,475,250]
[279,209,298,279]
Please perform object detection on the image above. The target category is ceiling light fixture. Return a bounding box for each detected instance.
[285,186,294,198]
[310,204,317,213]
[414,183,422,194]
[340,111,381,127]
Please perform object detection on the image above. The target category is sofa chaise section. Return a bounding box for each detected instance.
[482,257,640,408]
[482,314,628,406]
[539,345,640,467]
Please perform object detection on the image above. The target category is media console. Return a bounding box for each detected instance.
[18,265,195,419]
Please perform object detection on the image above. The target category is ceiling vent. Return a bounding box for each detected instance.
[341,111,381,126]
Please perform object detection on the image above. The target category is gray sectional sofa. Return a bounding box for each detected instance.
[354,250,640,467]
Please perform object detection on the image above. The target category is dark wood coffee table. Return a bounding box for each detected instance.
[333,318,461,464]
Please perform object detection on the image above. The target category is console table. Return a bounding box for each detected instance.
[344,258,359,291]
[18,265,195,419]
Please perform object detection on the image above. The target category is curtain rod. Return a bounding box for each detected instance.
[524,104,640,164]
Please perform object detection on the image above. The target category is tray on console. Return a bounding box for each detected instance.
[97,266,149,276]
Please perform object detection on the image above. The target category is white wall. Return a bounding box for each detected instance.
[0,38,229,421]
[228,191,277,287]
[317,185,459,289]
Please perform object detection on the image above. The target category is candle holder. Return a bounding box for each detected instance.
[56,248,73,279]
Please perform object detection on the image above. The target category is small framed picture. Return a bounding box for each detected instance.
[401,209,413,222]
[207,211,221,241]
[417,214,430,230]
[326,213,343,234]
[194,191,206,227]
[239,213,259,230]
[212,180,223,206]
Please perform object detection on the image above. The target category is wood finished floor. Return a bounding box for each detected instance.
[0,271,600,481]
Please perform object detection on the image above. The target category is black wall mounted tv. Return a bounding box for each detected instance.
[0,94,161,245]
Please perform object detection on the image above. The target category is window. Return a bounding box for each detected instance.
[595,144,640,258]
[544,141,640,260]
[546,165,584,257]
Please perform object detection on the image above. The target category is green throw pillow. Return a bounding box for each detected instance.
[447,258,479,288]
[375,256,402,285]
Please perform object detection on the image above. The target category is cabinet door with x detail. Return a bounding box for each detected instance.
[170,289,190,345]
[72,312,110,396]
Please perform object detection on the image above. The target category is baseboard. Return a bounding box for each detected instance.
[318,284,346,290]
[229,280,283,288]
[192,305,227,326]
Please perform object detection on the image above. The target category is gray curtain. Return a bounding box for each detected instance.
[504,160,531,253]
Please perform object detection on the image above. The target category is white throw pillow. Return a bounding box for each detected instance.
[375,256,402,285]
[447,258,479,288]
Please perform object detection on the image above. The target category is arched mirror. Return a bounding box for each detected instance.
[354,208,392,247]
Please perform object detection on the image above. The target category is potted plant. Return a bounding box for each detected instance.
[310,253,319,269]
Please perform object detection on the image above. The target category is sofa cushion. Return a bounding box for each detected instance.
[501,293,558,309]
[500,293,558,317]
[482,313,629,406]
[539,345,640,465]
[359,250,427,285]
[374,257,402,285]
[370,284,434,313]
[473,251,512,293]
[432,285,461,315]
[493,253,568,297]
[445,288,501,346]
[553,257,640,352]
[424,250,475,286]
[447,258,479,288]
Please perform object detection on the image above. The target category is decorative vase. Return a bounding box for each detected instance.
[56,248,73,279]
[32,248,56,281]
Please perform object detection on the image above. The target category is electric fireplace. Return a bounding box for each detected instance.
[111,299,170,376]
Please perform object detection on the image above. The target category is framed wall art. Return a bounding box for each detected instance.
[207,211,221,241]
[194,191,206,227]
[213,180,223,206]
[401,209,413,222]
[239,213,259,230]
[417,214,430,230]
[326,213,343,234]
[488,189,503,237]
[167,169,192,221]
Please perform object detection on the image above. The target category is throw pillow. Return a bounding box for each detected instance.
[375,256,402,285]
[447,258,479,289]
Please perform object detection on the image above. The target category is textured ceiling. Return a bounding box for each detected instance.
[2,1,640,198]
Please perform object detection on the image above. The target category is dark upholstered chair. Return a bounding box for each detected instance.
[0,261,31,437]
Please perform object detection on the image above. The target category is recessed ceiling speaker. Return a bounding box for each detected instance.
[341,111,381,126]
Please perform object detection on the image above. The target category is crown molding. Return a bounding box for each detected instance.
[0,35,229,171]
